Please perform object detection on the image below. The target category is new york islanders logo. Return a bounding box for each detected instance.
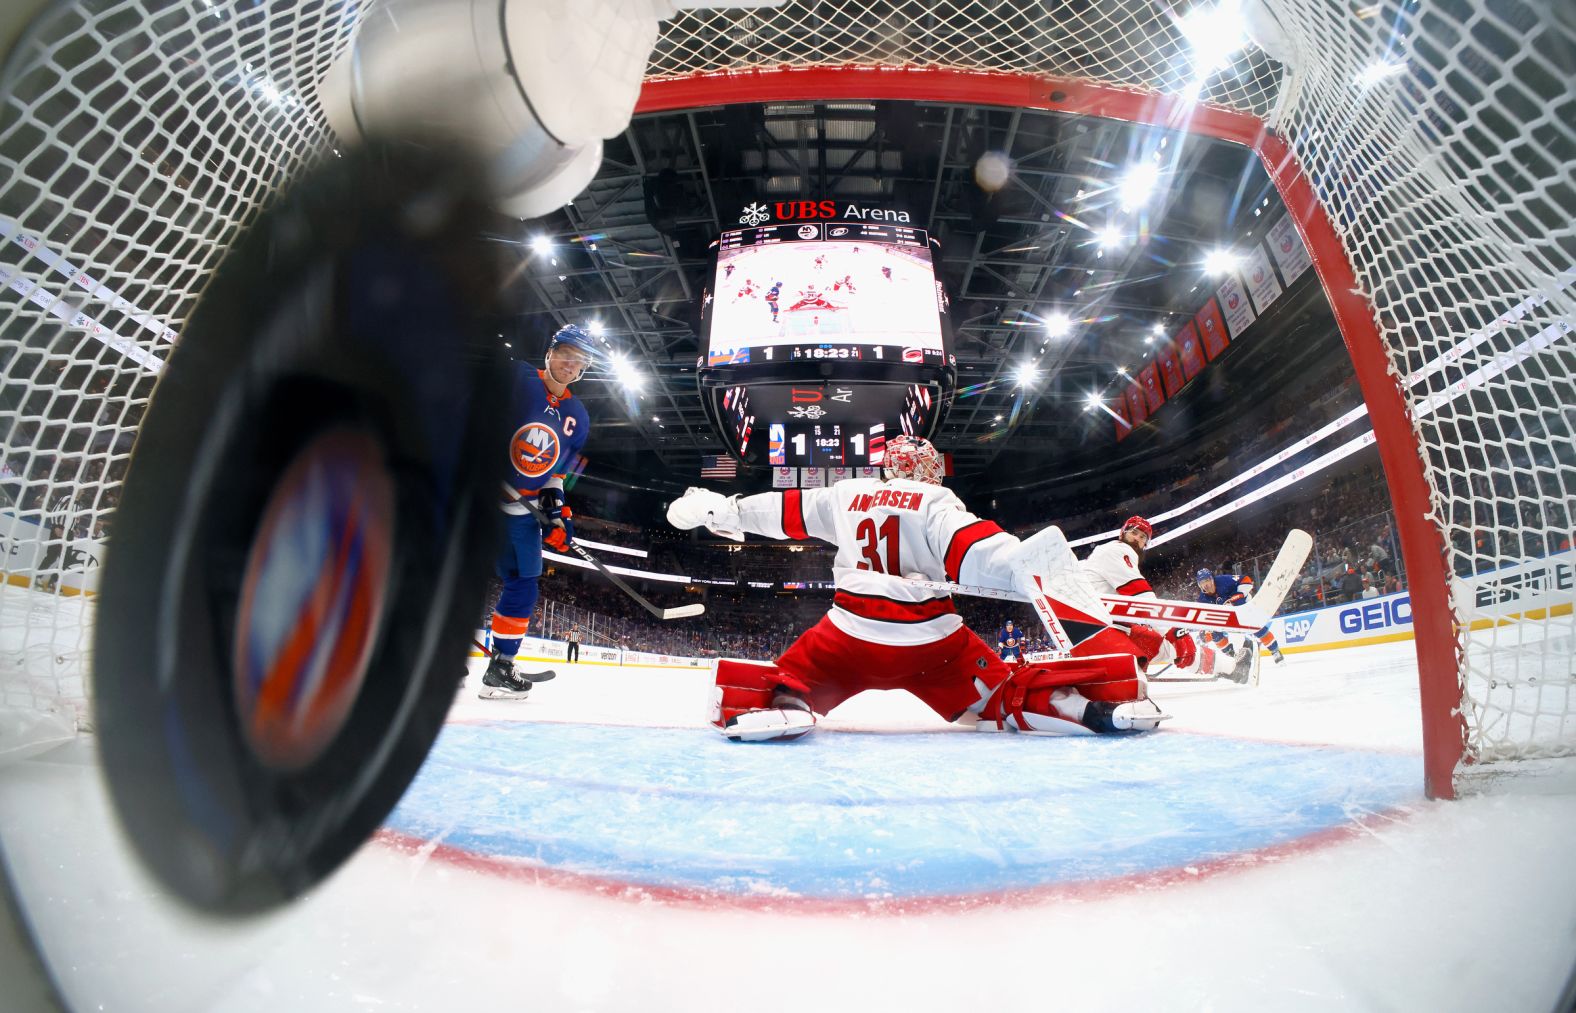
[511,423,560,479]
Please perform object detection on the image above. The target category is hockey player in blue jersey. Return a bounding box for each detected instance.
[997,619,1026,664]
[1196,567,1286,666]
[482,324,597,698]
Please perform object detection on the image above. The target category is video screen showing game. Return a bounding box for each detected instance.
[703,221,947,367]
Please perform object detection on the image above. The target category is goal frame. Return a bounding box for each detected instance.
[639,67,1466,799]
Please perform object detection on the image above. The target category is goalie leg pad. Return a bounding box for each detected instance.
[974,647,1149,734]
[711,659,815,742]
[1125,624,1164,668]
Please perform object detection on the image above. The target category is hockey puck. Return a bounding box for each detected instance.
[94,145,509,915]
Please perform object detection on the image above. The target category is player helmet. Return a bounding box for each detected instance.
[882,435,945,485]
[547,324,601,362]
[1195,567,1214,585]
[1122,515,1153,540]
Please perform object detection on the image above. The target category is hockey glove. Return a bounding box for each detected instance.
[538,488,574,551]
[666,487,744,541]
[1166,627,1197,669]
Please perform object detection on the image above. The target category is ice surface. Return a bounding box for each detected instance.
[1,639,1574,1012]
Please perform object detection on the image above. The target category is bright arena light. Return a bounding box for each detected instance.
[609,352,644,392]
[588,320,606,335]
[1118,162,1161,209]
[1044,311,1073,338]
[1180,0,1248,71]
[530,234,553,256]
[1204,249,1240,275]
[1097,226,1125,250]
[1356,59,1408,89]
[1014,362,1040,387]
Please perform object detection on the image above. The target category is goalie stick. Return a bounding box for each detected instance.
[896,529,1314,636]
[505,485,706,621]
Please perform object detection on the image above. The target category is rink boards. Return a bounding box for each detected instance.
[1267,548,1574,654]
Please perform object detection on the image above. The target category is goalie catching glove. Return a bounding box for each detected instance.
[666,487,745,541]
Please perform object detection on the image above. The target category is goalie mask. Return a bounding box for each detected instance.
[882,435,945,485]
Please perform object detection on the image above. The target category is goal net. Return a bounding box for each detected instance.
[1,0,1571,796]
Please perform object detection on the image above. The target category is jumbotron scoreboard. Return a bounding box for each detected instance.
[698,199,956,469]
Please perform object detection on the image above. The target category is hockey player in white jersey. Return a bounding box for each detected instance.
[1080,515,1197,673]
[666,436,1166,742]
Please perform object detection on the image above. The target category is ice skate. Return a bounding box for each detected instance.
[1081,697,1169,733]
[479,649,538,699]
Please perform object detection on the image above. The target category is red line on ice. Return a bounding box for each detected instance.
[373,804,1421,917]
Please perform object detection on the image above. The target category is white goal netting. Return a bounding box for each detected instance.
[1,0,1571,786]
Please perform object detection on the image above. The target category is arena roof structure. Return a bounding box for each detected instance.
[504,97,1292,482]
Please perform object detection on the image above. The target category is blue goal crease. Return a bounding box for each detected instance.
[384,724,1421,900]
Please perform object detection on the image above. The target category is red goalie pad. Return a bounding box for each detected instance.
[1125,624,1165,666]
[711,658,813,730]
[979,629,1145,729]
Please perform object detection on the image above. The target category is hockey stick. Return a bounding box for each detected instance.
[896,529,1314,635]
[898,575,1272,634]
[470,637,558,681]
[504,485,705,620]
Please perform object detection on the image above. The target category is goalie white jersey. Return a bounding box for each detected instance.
[734,478,1018,646]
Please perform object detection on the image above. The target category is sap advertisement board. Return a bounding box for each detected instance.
[1269,550,1574,651]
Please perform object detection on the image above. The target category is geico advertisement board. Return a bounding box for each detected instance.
[1270,549,1573,652]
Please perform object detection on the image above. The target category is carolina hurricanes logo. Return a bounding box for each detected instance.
[511,423,560,479]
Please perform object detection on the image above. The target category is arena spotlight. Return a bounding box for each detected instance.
[530,234,553,256]
[1118,162,1160,209]
[1180,0,1249,71]
[1098,226,1125,250]
[1015,362,1040,387]
[609,352,644,392]
[1044,311,1073,338]
[1204,249,1240,275]
[588,319,606,335]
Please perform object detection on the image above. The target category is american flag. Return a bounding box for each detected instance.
[700,454,739,479]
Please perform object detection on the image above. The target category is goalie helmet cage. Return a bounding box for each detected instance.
[0,0,1571,798]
